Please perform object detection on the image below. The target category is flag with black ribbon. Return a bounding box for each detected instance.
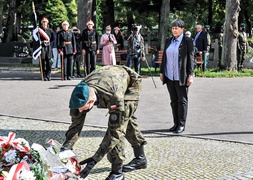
[32,1,49,60]
[32,2,41,60]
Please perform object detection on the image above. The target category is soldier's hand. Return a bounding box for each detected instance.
[96,50,99,54]
[79,157,97,178]
[82,49,86,55]
[142,57,145,61]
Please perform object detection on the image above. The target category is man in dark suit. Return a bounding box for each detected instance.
[40,17,54,81]
[160,19,194,133]
[194,24,207,71]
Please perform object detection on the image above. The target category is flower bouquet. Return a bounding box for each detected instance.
[0,132,82,180]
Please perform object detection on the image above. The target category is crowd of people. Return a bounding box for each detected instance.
[38,17,149,82]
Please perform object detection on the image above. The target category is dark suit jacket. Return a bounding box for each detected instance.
[195,31,207,51]
[160,35,195,86]
[81,28,99,51]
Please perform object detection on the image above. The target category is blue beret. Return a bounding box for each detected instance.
[205,25,210,29]
[240,23,245,28]
[69,82,89,109]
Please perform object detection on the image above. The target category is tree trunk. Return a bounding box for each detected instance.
[78,0,93,31]
[222,0,240,71]
[159,0,170,50]
[208,0,213,25]
[0,1,4,36]
[102,0,115,29]
[3,0,16,43]
[127,10,134,33]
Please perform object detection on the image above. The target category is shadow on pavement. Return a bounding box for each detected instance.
[0,129,106,145]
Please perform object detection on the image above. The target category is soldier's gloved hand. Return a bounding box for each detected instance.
[79,157,97,178]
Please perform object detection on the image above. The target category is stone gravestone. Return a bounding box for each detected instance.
[207,39,219,68]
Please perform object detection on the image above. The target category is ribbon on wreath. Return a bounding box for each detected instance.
[0,132,30,152]
[2,161,30,180]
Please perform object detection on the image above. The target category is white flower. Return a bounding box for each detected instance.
[4,149,18,164]
[18,169,36,180]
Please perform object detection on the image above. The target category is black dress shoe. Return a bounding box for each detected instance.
[105,172,124,180]
[174,126,185,133]
[168,125,178,132]
[67,76,71,80]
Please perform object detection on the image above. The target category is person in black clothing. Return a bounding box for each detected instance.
[113,26,124,51]
[193,24,207,71]
[57,20,77,80]
[160,19,194,134]
[81,20,99,75]
[40,17,54,81]
[72,26,83,78]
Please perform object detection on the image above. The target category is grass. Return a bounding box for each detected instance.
[194,68,253,78]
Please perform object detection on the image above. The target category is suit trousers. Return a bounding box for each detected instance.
[64,54,74,78]
[85,51,97,75]
[166,78,188,127]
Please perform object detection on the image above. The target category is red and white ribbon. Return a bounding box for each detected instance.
[0,132,30,152]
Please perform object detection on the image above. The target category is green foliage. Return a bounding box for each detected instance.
[45,0,69,27]
[63,0,77,26]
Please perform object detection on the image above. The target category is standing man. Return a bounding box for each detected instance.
[126,24,145,74]
[72,26,83,78]
[237,23,249,72]
[57,20,76,80]
[194,24,207,71]
[160,19,194,133]
[51,26,61,69]
[61,65,147,179]
[40,17,54,81]
[82,20,99,75]
[218,26,224,68]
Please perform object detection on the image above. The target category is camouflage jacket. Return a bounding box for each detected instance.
[218,33,223,48]
[206,32,211,52]
[127,33,145,57]
[237,31,249,53]
[82,65,142,112]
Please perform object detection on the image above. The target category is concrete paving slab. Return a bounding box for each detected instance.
[0,71,253,144]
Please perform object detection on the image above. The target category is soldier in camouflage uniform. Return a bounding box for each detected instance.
[218,26,224,68]
[61,65,147,180]
[126,24,145,74]
[204,25,211,52]
[237,23,249,71]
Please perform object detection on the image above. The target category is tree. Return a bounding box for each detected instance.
[45,0,69,27]
[101,0,115,29]
[77,0,94,31]
[3,0,16,43]
[159,0,170,50]
[222,0,240,71]
[63,0,77,26]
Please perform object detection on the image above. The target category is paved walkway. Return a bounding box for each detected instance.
[1,69,253,179]
[1,115,253,179]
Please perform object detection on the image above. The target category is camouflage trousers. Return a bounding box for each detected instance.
[237,51,245,70]
[62,101,147,164]
[92,101,147,164]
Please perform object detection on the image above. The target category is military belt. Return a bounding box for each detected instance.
[64,41,72,45]
[84,41,96,44]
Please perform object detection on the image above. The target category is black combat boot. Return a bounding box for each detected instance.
[122,146,147,172]
[105,163,124,180]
